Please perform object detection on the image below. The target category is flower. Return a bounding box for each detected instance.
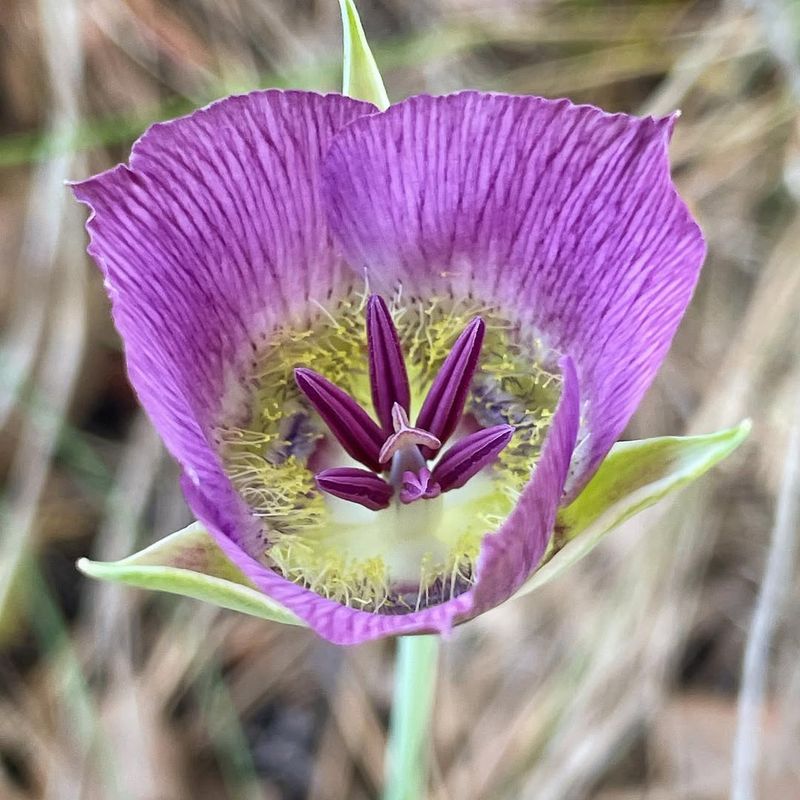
[72,90,705,645]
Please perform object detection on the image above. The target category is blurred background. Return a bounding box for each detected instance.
[1,0,799,798]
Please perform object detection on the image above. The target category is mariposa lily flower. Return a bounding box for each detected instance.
[72,88,746,645]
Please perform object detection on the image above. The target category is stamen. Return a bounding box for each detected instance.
[379,403,441,464]
[431,424,515,493]
[367,295,411,434]
[294,368,384,472]
[416,317,485,458]
[400,467,441,504]
[316,467,394,511]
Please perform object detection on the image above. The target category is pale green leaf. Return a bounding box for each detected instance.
[77,522,304,627]
[339,0,390,109]
[515,420,751,597]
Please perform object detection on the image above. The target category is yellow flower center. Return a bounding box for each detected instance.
[216,291,561,612]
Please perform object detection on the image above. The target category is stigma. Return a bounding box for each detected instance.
[294,295,514,512]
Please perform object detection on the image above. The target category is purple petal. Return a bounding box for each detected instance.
[415,317,485,458]
[431,424,514,493]
[315,467,393,511]
[71,90,375,556]
[181,357,579,645]
[367,294,411,433]
[294,368,384,472]
[322,92,705,497]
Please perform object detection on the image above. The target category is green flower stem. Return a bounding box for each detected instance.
[384,634,440,800]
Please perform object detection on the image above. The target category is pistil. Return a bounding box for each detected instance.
[378,404,441,465]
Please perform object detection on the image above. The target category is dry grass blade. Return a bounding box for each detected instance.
[0,0,86,632]
[85,412,163,669]
[732,420,800,800]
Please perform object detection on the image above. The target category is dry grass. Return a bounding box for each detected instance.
[1,0,799,798]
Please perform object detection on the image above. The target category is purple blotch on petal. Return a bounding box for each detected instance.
[416,317,485,457]
[431,424,514,493]
[316,467,393,511]
[294,368,384,472]
[468,356,580,613]
[367,295,411,434]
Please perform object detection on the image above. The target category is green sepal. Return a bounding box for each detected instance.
[77,522,304,627]
[339,0,390,110]
[515,420,751,597]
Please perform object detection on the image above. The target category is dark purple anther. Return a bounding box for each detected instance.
[400,467,441,504]
[294,301,496,511]
[379,403,441,464]
[294,367,385,472]
[367,295,411,434]
[316,467,394,511]
[415,317,485,458]
[431,424,514,493]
